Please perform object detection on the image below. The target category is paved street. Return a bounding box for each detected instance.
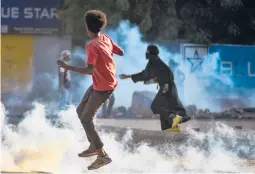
[97,118,255,132]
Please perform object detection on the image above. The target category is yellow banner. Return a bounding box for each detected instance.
[1,35,34,94]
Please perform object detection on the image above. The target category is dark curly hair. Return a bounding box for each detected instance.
[147,45,159,55]
[84,10,107,33]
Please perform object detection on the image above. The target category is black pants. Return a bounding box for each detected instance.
[76,86,113,149]
[102,93,115,117]
[151,83,188,130]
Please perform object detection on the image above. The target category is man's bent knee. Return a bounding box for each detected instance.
[76,107,82,119]
[82,119,94,130]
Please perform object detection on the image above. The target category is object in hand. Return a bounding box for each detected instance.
[57,60,67,69]
[119,74,129,79]
[57,60,63,66]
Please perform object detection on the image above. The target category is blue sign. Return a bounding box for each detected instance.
[209,44,255,88]
[1,0,62,35]
[186,49,205,72]
[182,44,208,72]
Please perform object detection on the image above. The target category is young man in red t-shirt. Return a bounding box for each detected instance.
[57,10,124,170]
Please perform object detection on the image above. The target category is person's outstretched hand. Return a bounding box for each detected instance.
[119,74,130,79]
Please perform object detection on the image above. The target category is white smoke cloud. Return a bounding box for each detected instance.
[1,102,255,173]
[67,20,242,111]
[4,20,251,113]
[2,20,255,173]
[78,20,235,111]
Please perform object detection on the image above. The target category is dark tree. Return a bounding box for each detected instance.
[57,0,255,44]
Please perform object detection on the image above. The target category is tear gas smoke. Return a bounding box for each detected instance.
[1,103,255,173]
[1,20,255,173]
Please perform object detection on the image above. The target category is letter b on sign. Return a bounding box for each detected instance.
[220,61,232,76]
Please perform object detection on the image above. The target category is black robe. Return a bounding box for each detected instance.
[131,57,189,130]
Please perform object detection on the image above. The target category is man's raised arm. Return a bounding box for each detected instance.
[57,61,95,75]
[119,62,153,82]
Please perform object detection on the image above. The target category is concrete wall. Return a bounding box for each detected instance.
[26,35,73,104]
[1,35,72,110]
[31,35,72,98]
[1,35,72,94]
[33,36,72,75]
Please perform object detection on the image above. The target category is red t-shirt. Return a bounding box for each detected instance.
[86,34,122,91]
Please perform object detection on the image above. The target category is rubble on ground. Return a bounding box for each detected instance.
[109,105,255,119]
[2,90,255,120]
[109,91,255,119]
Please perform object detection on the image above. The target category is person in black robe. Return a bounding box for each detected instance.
[119,45,190,131]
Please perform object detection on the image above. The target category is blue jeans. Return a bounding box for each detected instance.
[59,88,72,109]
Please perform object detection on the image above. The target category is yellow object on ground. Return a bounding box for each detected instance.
[168,125,181,132]
[172,114,182,128]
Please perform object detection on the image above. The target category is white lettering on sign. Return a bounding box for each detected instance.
[248,62,255,77]
[24,8,33,18]
[41,8,50,18]
[220,61,232,76]
[1,7,58,19]
[220,61,255,77]
[24,8,57,19]
[34,8,41,18]
[50,8,57,19]
[1,7,19,19]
